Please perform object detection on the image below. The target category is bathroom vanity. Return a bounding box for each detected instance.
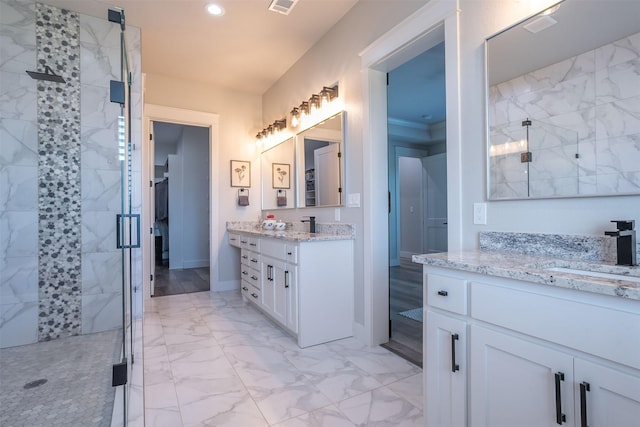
[415,248,640,427]
[228,224,354,348]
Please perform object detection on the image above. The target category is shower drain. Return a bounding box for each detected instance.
[23,378,48,389]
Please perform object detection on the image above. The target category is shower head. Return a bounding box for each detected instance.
[26,65,65,83]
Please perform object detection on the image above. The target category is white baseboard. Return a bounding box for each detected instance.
[352,321,367,345]
[183,259,210,269]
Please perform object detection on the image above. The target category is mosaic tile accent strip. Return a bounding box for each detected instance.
[36,3,82,341]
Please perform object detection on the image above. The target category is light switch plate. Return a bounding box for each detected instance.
[473,203,487,225]
[347,193,360,208]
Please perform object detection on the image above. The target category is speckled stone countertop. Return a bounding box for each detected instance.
[412,251,640,301]
[226,221,355,242]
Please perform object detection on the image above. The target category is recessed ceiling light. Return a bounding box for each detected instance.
[206,3,225,16]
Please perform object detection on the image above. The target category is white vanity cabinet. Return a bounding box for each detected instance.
[424,273,468,427]
[423,266,640,427]
[232,232,353,348]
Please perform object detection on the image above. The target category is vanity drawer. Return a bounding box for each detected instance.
[241,280,261,302]
[247,237,260,251]
[471,281,640,370]
[240,248,260,267]
[426,273,468,315]
[240,266,260,287]
[228,232,241,248]
[261,238,286,260]
[285,244,298,264]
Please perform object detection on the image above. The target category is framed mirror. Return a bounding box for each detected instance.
[296,112,345,208]
[261,137,295,210]
[486,0,640,200]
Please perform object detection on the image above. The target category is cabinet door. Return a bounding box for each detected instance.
[470,325,574,427]
[574,358,640,427]
[425,310,467,427]
[285,267,298,333]
[262,256,275,312]
[272,261,287,326]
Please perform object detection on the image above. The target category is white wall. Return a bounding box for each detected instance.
[181,126,210,268]
[399,156,423,257]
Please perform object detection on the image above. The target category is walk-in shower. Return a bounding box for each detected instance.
[0,1,142,425]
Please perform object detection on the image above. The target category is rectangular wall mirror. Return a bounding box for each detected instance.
[261,137,295,210]
[296,112,345,208]
[486,0,640,200]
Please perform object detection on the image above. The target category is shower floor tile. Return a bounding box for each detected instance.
[0,330,121,427]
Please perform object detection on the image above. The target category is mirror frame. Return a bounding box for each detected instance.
[295,111,346,208]
[485,0,640,200]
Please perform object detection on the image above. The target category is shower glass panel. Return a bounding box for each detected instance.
[0,2,139,426]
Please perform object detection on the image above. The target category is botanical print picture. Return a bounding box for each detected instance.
[230,160,251,187]
[272,163,290,189]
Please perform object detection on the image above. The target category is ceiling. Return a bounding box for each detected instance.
[43,0,359,94]
[44,0,444,136]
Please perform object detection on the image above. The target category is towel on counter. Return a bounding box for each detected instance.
[238,195,249,206]
[277,196,287,206]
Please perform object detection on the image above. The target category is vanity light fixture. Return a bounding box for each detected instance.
[299,101,310,119]
[320,85,338,108]
[309,94,320,113]
[290,107,300,127]
[205,2,225,16]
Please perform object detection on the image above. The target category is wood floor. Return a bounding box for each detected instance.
[387,258,423,365]
[152,265,210,296]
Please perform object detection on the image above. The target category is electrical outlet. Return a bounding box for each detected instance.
[473,203,487,225]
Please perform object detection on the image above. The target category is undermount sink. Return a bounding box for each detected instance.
[546,267,640,283]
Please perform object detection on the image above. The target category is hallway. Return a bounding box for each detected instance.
[143,291,423,426]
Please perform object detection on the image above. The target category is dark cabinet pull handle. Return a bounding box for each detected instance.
[251,275,258,280]
[249,242,257,246]
[251,258,258,263]
[438,290,448,296]
[251,292,258,299]
[451,333,460,372]
[242,255,248,259]
[285,271,289,288]
[580,382,590,427]
[242,270,248,276]
[287,251,292,255]
[240,240,247,244]
[555,372,566,424]
[242,286,248,291]
[230,237,237,241]
[267,265,273,281]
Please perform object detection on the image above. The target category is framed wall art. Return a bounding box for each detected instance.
[230,160,251,187]
[272,163,290,189]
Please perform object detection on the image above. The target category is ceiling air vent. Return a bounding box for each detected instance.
[268,0,299,15]
[523,15,557,34]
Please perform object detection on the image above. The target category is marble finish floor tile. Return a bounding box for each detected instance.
[144,290,423,426]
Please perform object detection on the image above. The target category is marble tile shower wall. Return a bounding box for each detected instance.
[0,0,142,348]
[490,31,640,199]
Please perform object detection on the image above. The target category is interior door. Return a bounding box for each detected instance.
[314,143,341,206]
[423,153,447,253]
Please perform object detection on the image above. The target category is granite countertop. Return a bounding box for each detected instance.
[227,222,355,242]
[413,250,640,301]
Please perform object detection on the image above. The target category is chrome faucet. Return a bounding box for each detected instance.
[604,220,637,266]
[301,216,316,233]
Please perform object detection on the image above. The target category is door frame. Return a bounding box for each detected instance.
[360,0,462,346]
[143,104,220,297]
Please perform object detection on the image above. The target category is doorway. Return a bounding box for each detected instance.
[151,121,210,296]
[384,39,448,365]
[143,104,220,299]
